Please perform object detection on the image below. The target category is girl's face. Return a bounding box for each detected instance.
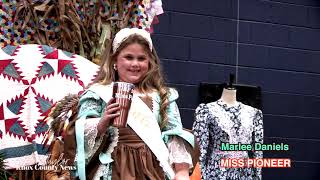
[115,43,150,84]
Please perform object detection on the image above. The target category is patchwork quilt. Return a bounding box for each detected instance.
[0,44,99,169]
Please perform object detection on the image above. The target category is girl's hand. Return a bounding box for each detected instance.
[174,163,190,180]
[98,98,120,134]
[174,171,189,180]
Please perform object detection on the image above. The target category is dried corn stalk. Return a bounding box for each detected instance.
[14,0,139,65]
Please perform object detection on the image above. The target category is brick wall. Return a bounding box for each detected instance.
[153,0,320,179]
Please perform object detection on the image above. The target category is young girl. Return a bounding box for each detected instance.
[73,28,194,180]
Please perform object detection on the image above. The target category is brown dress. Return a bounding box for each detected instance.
[111,127,165,180]
[110,95,165,180]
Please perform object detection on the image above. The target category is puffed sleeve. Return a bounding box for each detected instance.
[192,103,210,179]
[157,89,194,168]
[77,91,108,160]
[75,90,106,179]
[78,90,105,119]
[160,89,194,147]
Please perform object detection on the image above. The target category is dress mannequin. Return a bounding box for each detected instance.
[220,88,237,106]
[194,86,264,180]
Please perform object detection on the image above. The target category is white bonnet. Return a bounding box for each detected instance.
[112,28,153,52]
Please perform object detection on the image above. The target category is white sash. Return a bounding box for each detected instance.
[89,84,175,179]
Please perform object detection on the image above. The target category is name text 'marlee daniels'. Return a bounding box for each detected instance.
[220,143,289,151]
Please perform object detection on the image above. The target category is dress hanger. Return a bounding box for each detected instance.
[221,73,237,106]
[226,73,236,90]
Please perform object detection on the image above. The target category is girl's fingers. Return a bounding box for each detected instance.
[106,102,119,110]
[107,97,115,105]
[106,106,121,114]
[106,113,120,119]
[101,112,120,124]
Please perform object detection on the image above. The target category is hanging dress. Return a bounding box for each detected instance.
[193,100,263,180]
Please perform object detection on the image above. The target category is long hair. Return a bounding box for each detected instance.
[94,34,170,129]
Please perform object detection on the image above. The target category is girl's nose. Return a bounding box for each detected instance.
[131,59,139,66]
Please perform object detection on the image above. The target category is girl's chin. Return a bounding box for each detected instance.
[120,79,141,84]
[119,75,145,84]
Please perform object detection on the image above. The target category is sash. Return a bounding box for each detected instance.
[89,84,175,179]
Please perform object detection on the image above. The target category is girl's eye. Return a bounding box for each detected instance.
[125,55,134,60]
[138,57,146,61]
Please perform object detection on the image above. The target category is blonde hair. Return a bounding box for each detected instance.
[94,34,170,129]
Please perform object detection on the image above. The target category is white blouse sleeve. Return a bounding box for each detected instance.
[167,136,193,168]
[83,118,104,161]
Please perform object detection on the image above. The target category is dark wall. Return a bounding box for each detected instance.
[153,0,320,180]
